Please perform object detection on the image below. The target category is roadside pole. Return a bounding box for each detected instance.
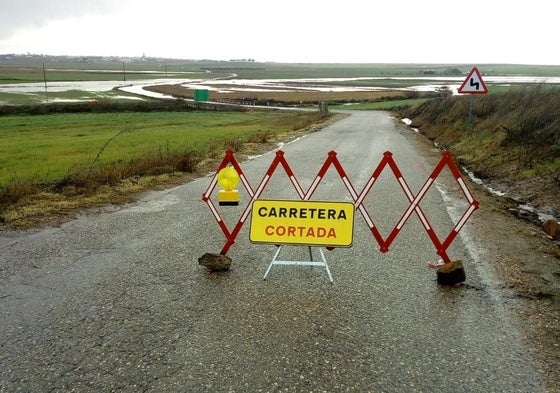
[42,62,48,104]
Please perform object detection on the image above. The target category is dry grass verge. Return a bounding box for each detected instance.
[0,113,341,229]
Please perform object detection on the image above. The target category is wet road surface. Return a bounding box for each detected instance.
[0,111,543,392]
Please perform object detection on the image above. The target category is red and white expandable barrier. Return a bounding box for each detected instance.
[203,150,479,262]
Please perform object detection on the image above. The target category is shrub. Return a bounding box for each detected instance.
[0,181,40,204]
[399,84,560,175]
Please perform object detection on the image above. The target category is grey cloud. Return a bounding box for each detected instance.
[0,0,123,39]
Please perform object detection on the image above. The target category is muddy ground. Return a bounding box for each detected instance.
[462,187,560,391]
[412,131,560,392]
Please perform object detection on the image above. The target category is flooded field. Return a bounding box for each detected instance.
[2,75,560,100]
[1,57,559,106]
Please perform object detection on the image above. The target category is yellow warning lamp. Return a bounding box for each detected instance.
[218,166,240,206]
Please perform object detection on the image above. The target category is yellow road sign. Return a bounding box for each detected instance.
[250,199,354,247]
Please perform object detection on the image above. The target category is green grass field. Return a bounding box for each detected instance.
[0,110,322,187]
[329,97,432,110]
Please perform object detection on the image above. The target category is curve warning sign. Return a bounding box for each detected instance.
[458,66,488,94]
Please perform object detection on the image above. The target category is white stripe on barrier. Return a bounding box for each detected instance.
[457,178,474,204]
[343,177,358,200]
[455,204,477,232]
[240,175,270,223]
[397,178,433,230]
[356,177,375,206]
[208,201,222,222]
[398,177,431,230]
[253,175,270,199]
[398,177,413,199]
[417,210,431,230]
[289,175,304,199]
[359,204,374,228]
[203,176,218,199]
[239,174,253,197]
[240,208,251,223]
[306,177,322,200]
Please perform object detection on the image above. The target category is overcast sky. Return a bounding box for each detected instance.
[0,0,558,65]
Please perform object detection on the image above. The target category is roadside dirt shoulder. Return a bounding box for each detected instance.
[409,125,560,392]
[467,187,560,392]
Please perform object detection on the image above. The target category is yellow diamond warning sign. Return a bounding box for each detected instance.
[250,199,354,247]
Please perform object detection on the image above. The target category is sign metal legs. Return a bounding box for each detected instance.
[263,246,333,283]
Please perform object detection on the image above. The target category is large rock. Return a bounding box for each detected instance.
[198,253,232,272]
[437,260,466,286]
[542,219,560,240]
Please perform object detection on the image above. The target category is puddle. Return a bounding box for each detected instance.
[121,193,180,213]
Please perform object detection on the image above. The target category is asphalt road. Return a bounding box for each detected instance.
[0,111,544,392]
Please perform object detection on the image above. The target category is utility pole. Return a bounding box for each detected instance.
[122,61,126,82]
[42,62,48,103]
